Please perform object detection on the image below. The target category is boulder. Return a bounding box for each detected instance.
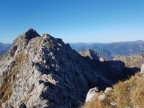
[85,87,98,102]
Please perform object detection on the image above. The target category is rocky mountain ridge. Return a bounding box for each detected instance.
[0,29,141,108]
[0,29,113,108]
[1,40,144,59]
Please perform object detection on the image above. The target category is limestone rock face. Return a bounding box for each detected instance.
[85,87,98,102]
[79,49,105,62]
[0,29,112,108]
[140,64,144,73]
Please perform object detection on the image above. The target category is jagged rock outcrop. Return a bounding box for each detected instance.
[85,87,112,104]
[79,49,105,62]
[0,29,141,108]
[85,87,98,102]
[0,29,113,108]
[140,64,144,73]
[79,50,136,83]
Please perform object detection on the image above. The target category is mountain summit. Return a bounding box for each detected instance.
[0,29,114,108]
[0,29,140,108]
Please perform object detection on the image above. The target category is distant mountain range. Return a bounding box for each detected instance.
[0,42,11,56]
[1,40,144,59]
[70,40,144,59]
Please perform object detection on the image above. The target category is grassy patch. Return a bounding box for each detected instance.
[0,57,3,61]
[0,52,28,105]
[83,73,144,108]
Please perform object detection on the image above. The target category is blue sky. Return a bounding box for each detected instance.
[0,0,144,43]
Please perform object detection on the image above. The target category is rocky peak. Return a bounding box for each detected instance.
[0,29,139,108]
[5,29,40,58]
[13,28,40,45]
[22,28,40,40]
[79,49,105,62]
[0,29,113,108]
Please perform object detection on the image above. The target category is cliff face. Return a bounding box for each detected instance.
[79,49,105,62]
[0,29,112,108]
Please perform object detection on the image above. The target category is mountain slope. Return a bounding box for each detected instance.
[79,49,105,61]
[113,54,144,68]
[0,29,141,108]
[0,29,113,108]
[83,55,144,108]
[83,70,144,108]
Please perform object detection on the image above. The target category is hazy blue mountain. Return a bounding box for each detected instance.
[1,40,144,58]
[0,42,11,56]
[70,40,144,59]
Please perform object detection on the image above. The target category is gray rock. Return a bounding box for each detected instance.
[140,64,144,73]
[85,87,98,102]
[0,29,112,108]
[79,49,106,61]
